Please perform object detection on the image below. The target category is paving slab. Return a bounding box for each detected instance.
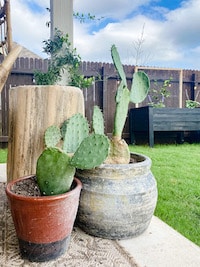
[0,163,6,182]
[119,216,200,267]
[1,163,200,267]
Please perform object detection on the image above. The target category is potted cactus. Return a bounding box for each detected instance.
[6,114,109,262]
[75,45,158,239]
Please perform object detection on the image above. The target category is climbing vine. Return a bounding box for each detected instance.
[34,30,93,88]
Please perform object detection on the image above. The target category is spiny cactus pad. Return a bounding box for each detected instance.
[70,133,109,169]
[115,81,126,103]
[62,113,89,153]
[113,87,130,137]
[111,44,127,88]
[36,147,75,195]
[92,106,105,135]
[130,71,150,104]
[44,125,61,147]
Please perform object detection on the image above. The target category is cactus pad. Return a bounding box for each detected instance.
[111,44,127,88]
[36,147,75,195]
[113,87,130,137]
[62,113,89,153]
[44,125,61,147]
[115,81,126,103]
[130,71,150,104]
[70,133,109,169]
[92,106,105,135]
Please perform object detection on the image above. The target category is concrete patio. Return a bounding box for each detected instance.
[1,163,200,267]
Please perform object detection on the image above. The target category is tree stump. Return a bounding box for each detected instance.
[7,85,84,181]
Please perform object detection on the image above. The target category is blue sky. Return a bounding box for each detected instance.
[11,0,200,70]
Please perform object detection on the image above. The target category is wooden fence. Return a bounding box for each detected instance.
[1,56,200,147]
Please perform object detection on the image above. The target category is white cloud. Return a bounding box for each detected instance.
[11,0,50,57]
[74,0,200,69]
[8,0,200,70]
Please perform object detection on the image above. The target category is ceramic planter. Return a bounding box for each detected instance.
[76,153,157,240]
[6,175,82,262]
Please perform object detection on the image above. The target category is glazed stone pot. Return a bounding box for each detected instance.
[76,153,158,240]
[6,175,82,262]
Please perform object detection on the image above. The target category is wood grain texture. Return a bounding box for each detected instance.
[7,85,84,181]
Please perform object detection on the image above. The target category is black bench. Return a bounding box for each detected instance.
[129,106,200,147]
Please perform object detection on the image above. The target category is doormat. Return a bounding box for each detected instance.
[0,183,139,267]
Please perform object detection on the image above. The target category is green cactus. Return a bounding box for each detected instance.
[130,71,150,103]
[44,125,61,147]
[70,133,109,169]
[111,45,127,89]
[36,44,150,195]
[36,113,109,196]
[36,147,75,195]
[111,44,150,138]
[62,113,89,153]
[92,106,105,135]
[103,45,150,164]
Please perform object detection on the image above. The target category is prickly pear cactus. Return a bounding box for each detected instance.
[70,133,109,169]
[113,87,130,138]
[130,71,150,104]
[92,106,105,135]
[104,45,150,164]
[44,125,61,147]
[62,113,89,153]
[36,147,75,195]
[36,113,109,196]
[111,45,127,89]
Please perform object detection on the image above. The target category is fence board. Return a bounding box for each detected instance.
[1,57,200,147]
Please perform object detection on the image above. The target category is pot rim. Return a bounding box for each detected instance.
[6,175,82,202]
[98,152,152,169]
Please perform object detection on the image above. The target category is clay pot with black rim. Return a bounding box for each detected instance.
[5,110,109,262]
[6,175,82,262]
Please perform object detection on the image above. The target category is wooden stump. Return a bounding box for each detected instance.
[7,85,84,182]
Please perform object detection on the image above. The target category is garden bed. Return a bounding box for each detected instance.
[129,106,200,146]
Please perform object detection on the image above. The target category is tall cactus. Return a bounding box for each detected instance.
[103,44,150,164]
[36,113,109,196]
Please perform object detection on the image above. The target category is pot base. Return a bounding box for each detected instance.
[18,235,71,262]
[77,219,151,240]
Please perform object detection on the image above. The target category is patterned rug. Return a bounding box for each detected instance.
[0,183,139,267]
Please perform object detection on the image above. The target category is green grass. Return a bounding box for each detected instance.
[129,143,200,247]
[0,148,7,163]
[0,145,199,246]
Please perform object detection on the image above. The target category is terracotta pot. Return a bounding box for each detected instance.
[6,175,82,262]
[76,153,157,240]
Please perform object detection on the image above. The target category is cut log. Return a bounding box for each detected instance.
[7,85,84,181]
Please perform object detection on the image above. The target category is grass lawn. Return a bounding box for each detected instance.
[129,143,200,247]
[0,148,7,163]
[0,145,199,246]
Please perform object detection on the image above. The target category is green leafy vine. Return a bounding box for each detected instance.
[34,30,94,88]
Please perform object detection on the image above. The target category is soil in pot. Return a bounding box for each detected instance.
[6,176,82,262]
